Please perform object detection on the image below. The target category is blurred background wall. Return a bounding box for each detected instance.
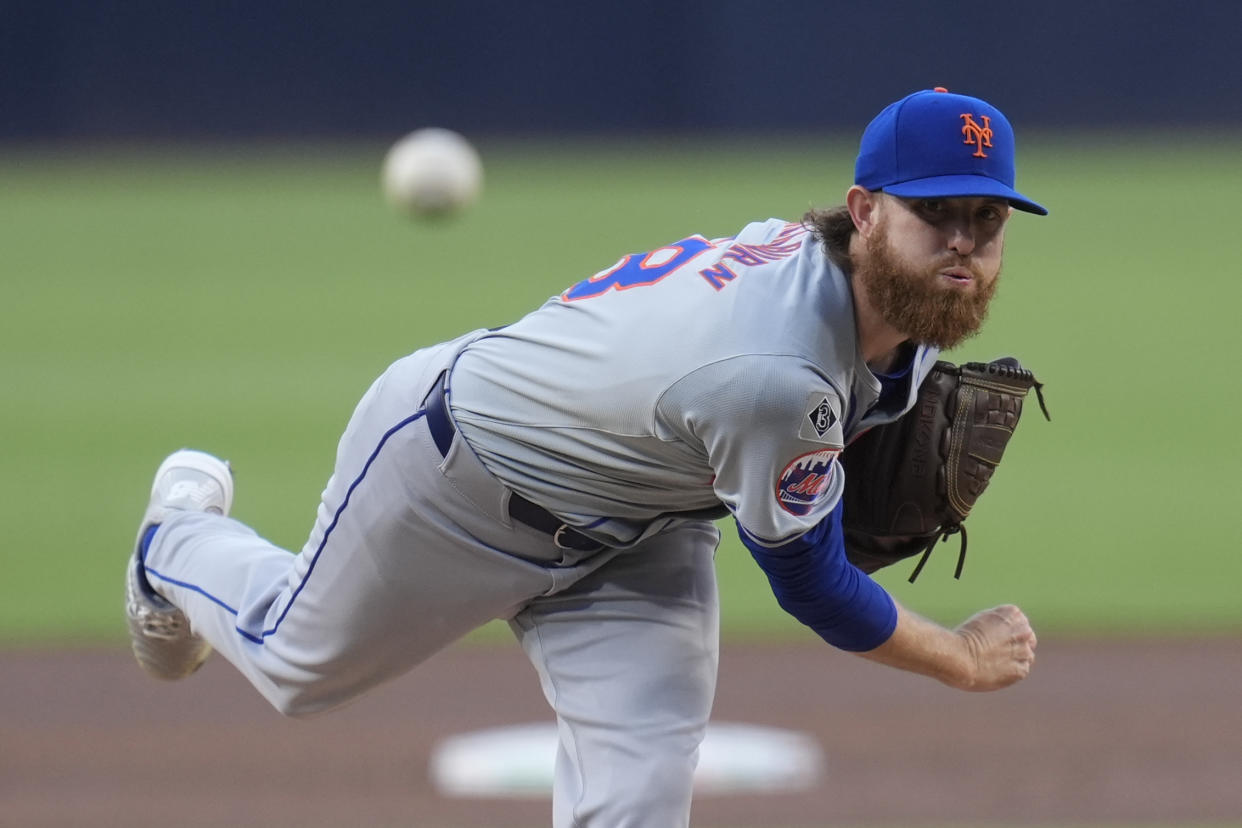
[4,0,1240,142]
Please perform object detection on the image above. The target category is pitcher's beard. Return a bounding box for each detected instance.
[856,225,998,349]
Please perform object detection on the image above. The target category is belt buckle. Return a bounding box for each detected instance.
[552,524,578,551]
[553,524,604,552]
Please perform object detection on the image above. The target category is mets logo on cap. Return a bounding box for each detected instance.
[776,448,839,516]
[852,86,1048,216]
[960,113,993,158]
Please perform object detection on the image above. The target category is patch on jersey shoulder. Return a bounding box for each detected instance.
[798,393,844,447]
[776,448,839,516]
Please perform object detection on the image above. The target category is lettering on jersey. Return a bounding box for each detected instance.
[698,262,739,290]
[797,391,844,446]
[698,222,807,291]
[561,235,715,302]
[776,449,839,516]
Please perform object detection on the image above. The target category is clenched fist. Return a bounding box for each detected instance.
[951,604,1037,691]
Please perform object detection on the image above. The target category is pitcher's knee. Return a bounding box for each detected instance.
[264,688,322,718]
[245,643,387,718]
[259,677,349,719]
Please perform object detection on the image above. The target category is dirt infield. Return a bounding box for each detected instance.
[4,637,1240,828]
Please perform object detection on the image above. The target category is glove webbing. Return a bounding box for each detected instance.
[965,359,1052,422]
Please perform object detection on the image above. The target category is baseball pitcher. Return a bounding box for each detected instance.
[125,87,1046,827]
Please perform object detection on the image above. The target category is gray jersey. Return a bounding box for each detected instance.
[450,218,939,545]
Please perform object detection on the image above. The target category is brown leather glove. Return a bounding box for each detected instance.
[839,358,1049,582]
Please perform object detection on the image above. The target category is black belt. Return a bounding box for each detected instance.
[423,374,605,553]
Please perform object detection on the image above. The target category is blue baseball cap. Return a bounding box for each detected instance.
[855,87,1047,216]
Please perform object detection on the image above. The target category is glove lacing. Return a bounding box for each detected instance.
[907,524,968,583]
[980,359,1052,421]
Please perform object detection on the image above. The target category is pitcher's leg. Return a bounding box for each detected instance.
[510,521,721,828]
[141,345,559,716]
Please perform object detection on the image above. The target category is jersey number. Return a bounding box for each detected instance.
[561,236,714,302]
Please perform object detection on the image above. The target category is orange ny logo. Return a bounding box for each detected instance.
[960,113,993,158]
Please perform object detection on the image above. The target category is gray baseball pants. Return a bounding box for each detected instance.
[143,331,722,827]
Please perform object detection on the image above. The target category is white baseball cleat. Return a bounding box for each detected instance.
[125,449,233,680]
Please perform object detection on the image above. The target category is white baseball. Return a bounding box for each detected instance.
[381,127,483,217]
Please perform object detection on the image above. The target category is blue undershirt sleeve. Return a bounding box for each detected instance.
[737,502,897,652]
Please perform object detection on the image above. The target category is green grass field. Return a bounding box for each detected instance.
[2,132,1240,647]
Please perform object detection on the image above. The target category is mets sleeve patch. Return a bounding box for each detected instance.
[776,448,840,516]
[798,393,844,447]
